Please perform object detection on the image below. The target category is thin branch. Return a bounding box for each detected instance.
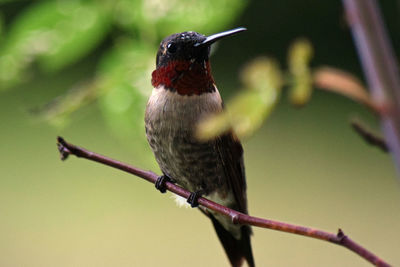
[56,136,391,267]
[342,0,400,174]
[351,119,389,152]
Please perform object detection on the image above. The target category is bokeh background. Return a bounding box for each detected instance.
[1,0,400,266]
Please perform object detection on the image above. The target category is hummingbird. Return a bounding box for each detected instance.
[145,27,254,267]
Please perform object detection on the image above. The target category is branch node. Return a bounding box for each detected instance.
[337,228,347,242]
[336,228,346,239]
[57,136,71,161]
[230,212,240,224]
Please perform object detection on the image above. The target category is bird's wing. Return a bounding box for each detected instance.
[212,133,254,267]
[214,132,248,214]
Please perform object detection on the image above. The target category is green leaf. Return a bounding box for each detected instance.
[97,39,155,150]
[33,80,100,128]
[240,57,283,93]
[288,38,313,106]
[155,0,247,35]
[0,0,111,89]
[38,1,111,71]
[197,57,283,140]
[113,0,247,37]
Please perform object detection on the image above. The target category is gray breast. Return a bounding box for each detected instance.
[144,86,227,193]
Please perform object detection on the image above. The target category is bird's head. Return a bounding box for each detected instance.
[151,28,246,96]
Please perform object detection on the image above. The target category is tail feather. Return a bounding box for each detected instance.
[209,214,255,267]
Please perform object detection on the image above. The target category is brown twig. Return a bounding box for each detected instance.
[56,136,391,267]
[313,67,379,113]
[351,119,389,152]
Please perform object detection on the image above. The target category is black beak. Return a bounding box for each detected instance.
[194,27,247,47]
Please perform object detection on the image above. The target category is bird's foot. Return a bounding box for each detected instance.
[187,190,203,208]
[155,175,172,193]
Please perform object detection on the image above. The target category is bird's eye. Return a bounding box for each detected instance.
[167,42,177,53]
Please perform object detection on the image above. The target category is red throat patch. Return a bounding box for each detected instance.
[151,60,215,96]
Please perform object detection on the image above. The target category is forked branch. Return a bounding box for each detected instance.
[56,136,391,267]
[342,0,400,172]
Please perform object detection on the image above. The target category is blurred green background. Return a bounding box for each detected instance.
[1,0,399,266]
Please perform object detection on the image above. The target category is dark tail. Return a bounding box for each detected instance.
[209,214,255,267]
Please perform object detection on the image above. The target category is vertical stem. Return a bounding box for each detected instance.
[342,0,400,174]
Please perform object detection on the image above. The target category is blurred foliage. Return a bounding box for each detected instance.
[0,0,378,147]
[195,33,383,141]
[0,1,111,87]
[31,80,99,128]
[197,38,379,140]
[0,0,247,148]
[196,57,283,140]
[97,40,154,149]
[288,38,313,107]
[0,12,3,40]
[196,39,314,141]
